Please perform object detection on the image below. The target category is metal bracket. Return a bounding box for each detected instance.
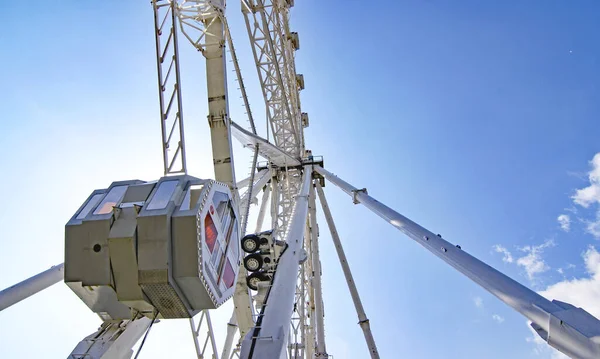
[351,188,368,204]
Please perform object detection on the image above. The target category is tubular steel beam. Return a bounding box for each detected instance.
[315,184,380,359]
[315,166,600,359]
[0,263,64,312]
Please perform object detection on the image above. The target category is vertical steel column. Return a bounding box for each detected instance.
[270,173,279,231]
[304,222,316,359]
[308,183,327,357]
[255,185,271,233]
[221,312,238,359]
[203,4,237,187]
[315,184,380,359]
[289,222,310,359]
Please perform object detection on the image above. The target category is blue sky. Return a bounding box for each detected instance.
[1,1,600,358]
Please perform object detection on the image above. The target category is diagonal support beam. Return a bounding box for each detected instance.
[0,263,64,312]
[315,166,600,359]
[315,184,380,359]
[240,166,312,359]
[230,120,301,167]
[309,183,328,357]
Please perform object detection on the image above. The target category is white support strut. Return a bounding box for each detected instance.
[240,166,313,359]
[255,185,271,233]
[0,263,64,312]
[315,184,380,359]
[190,310,220,359]
[239,169,271,213]
[308,183,327,357]
[69,316,152,359]
[315,166,600,359]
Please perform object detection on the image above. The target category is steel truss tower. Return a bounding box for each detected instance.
[1,1,600,359]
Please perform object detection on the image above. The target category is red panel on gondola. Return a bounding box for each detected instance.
[205,213,218,253]
[222,259,235,288]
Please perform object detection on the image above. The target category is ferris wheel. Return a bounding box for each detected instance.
[0,1,599,359]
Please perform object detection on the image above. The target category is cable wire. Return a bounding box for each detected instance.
[133,311,159,359]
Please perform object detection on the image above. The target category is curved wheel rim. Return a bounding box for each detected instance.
[243,240,257,252]
[249,277,261,288]
[246,258,260,271]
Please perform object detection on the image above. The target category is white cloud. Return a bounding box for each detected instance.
[493,244,514,263]
[568,153,600,239]
[473,296,483,308]
[557,214,571,232]
[539,246,600,319]
[584,211,600,239]
[524,247,600,358]
[556,263,577,275]
[564,206,578,214]
[572,153,600,208]
[491,314,504,323]
[527,327,570,359]
[516,240,555,280]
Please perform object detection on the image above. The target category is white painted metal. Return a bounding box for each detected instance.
[232,264,255,354]
[240,166,312,359]
[221,312,238,359]
[11,1,594,358]
[152,0,188,175]
[299,226,314,359]
[241,147,260,235]
[222,148,260,359]
[236,176,252,190]
[230,120,301,167]
[69,316,152,359]
[176,0,237,187]
[189,310,220,359]
[255,185,271,233]
[222,185,273,359]
[241,0,303,157]
[290,224,311,359]
[238,18,308,357]
[315,166,600,359]
[273,168,302,240]
[315,184,380,359]
[220,13,257,135]
[237,169,268,191]
[289,219,313,359]
[0,263,64,312]
[308,184,327,358]
[239,168,271,215]
[173,5,257,355]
